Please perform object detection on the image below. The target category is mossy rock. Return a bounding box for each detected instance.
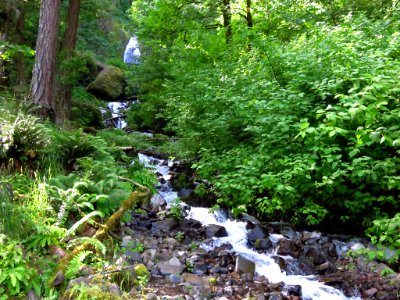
[134,263,150,279]
[71,102,104,128]
[87,66,125,100]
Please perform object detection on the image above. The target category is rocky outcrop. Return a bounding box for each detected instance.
[87,66,125,100]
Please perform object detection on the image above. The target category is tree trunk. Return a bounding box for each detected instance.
[221,0,232,44]
[55,0,81,123]
[31,0,61,120]
[16,8,27,90]
[246,0,253,28]
[0,10,10,88]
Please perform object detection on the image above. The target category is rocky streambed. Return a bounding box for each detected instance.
[116,154,399,300]
[63,153,400,300]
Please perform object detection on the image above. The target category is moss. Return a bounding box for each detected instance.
[71,102,104,128]
[134,263,150,278]
[87,67,125,100]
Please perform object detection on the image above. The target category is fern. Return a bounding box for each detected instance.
[63,211,104,241]
[68,237,107,256]
[65,250,93,280]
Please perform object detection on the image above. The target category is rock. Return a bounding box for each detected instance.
[303,246,326,265]
[150,194,166,209]
[315,261,330,272]
[48,244,67,259]
[27,290,39,300]
[182,273,207,287]
[178,188,195,198]
[302,231,321,242]
[254,238,272,251]
[277,239,300,258]
[169,274,183,284]
[192,261,208,275]
[286,285,302,296]
[362,288,378,298]
[158,257,185,275]
[247,225,268,246]
[152,218,179,232]
[240,213,261,226]
[141,249,157,264]
[235,255,256,279]
[52,270,65,286]
[134,263,150,279]
[87,66,125,100]
[204,224,228,238]
[164,237,179,250]
[269,292,284,300]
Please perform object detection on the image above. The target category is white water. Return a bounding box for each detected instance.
[107,101,128,128]
[139,154,361,300]
[123,36,141,64]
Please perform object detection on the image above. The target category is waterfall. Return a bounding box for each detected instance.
[123,36,141,64]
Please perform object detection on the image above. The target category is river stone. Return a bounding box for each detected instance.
[247,225,267,246]
[152,218,178,232]
[362,288,378,298]
[150,194,166,209]
[254,238,272,250]
[235,255,255,278]
[87,66,125,100]
[269,292,284,300]
[240,212,261,226]
[277,239,300,257]
[204,224,228,238]
[158,257,184,275]
[286,285,302,296]
[182,274,207,287]
[303,246,326,265]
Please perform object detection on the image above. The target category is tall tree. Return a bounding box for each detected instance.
[221,0,232,43]
[30,0,61,120]
[55,0,81,123]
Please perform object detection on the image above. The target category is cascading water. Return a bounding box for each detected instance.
[123,36,141,64]
[106,101,129,129]
[138,154,361,300]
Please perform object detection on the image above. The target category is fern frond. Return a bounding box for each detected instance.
[63,211,103,241]
[65,250,92,279]
[67,237,107,256]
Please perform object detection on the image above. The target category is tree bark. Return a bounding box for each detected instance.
[31,0,61,120]
[221,0,232,44]
[0,8,10,88]
[55,0,81,123]
[16,8,27,89]
[246,0,253,29]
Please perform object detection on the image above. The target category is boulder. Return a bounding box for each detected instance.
[204,224,228,238]
[277,239,300,258]
[235,255,256,278]
[152,218,178,232]
[158,257,185,275]
[247,225,268,246]
[87,66,125,100]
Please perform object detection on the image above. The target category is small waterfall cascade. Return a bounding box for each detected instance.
[123,36,141,64]
[106,101,129,129]
[138,153,361,300]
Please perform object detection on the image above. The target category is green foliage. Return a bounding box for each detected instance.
[0,112,51,170]
[169,198,184,220]
[65,250,93,280]
[0,235,40,297]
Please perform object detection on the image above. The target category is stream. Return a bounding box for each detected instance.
[138,153,361,300]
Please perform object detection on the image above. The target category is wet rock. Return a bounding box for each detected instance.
[303,246,326,265]
[302,231,321,242]
[151,194,166,209]
[269,282,284,291]
[152,218,179,232]
[158,257,185,275]
[240,212,261,226]
[362,288,378,298]
[286,285,302,297]
[277,239,300,258]
[247,225,268,246]
[204,224,228,238]
[235,255,256,279]
[269,291,284,300]
[315,261,331,272]
[27,290,39,300]
[178,188,195,198]
[254,238,273,251]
